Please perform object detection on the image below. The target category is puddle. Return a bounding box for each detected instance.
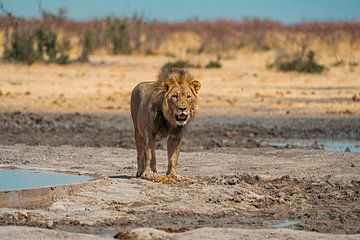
[272,220,301,229]
[94,229,117,238]
[264,139,360,153]
[0,169,90,191]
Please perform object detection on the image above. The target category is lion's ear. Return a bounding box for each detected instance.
[162,80,174,93]
[191,80,201,95]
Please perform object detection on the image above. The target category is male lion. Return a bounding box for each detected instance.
[130,69,201,180]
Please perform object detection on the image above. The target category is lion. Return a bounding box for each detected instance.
[130,69,201,181]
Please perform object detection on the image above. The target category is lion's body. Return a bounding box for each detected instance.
[130,69,201,179]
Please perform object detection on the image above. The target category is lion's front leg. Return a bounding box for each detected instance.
[166,135,182,178]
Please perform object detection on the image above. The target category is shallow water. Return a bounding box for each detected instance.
[272,220,301,229]
[0,169,90,191]
[265,139,360,153]
[94,229,116,238]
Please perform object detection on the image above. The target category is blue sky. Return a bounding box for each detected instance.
[1,0,360,23]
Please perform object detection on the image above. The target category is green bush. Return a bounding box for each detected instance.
[3,22,39,64]
[161,60,201,72]
[269,50,324,73]
[37,26,58,61]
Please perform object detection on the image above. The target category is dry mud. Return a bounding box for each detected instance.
[1,112,359,150]
[0,142,359,239]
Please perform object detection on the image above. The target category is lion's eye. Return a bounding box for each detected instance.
[172,95,178,100]
[187,95,191,99]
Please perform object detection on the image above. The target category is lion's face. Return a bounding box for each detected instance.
[161,70,201,127]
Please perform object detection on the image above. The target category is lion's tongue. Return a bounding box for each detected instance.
[177,114,187,120]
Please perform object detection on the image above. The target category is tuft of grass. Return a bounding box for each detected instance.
[164,52,176,58]
[161,60,201,72]
[333,59,345,67]
[205,60,222,68]
[145,49,156,55]
[268,50,325,73]
[349,61,358,67]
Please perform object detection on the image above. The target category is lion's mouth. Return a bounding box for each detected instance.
[175,113,188,122]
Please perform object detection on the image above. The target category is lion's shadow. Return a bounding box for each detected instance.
[108,175,136,180]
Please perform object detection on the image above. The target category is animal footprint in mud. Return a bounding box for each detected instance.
[153,175,178,184]
[153,175,193,184]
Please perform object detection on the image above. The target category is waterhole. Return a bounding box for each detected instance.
[0,169,90,191]
[0,169,95,208]
[264,139,360,153]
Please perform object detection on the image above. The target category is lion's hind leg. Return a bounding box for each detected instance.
[150,147,157,173]
[135,131,145,177]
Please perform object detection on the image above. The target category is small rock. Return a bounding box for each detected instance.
[128,228,171,240]
[243,174,262,185]
[226,178,238,185]
[352,94,360,102]
[114,231,130,239]
[233,196,243,203]
[46,220,54,229]
[17,210,27,217]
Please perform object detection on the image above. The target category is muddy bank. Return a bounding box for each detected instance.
[1,226,360,240]
[1,111,359,150]
[0,144,359,236]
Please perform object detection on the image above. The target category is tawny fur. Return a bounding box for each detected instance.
[130,69,201,179]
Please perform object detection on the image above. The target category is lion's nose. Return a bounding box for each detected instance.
[178,107,187,112]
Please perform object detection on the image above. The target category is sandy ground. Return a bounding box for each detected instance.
[0,52,360,239]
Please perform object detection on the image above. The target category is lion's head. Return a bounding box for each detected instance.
[158,69,201,128]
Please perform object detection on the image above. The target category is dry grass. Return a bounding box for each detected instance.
[0,49,359,116]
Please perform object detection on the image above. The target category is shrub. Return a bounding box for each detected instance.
[37,26,57,61]
[55,37,71,64]
[35,25,71,64]
[1,7,71,64]
[78,30,94,62]
[161,60,201,72]
[269,50,325,73]
[3,22,39,64]
[106,18,131,54]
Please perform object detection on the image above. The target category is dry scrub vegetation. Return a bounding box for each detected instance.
[0,7,360,70]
